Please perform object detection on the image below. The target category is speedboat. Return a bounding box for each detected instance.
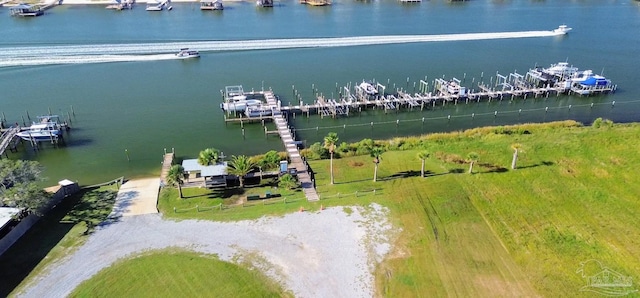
[221,95,263,112]
[16,116,62,142]
[553,25,572,34]
[358,81,378,96]
[176,48,200,59]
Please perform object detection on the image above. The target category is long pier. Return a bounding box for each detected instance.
[263,91,320,201]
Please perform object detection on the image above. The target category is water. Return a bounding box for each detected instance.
[1,0,639,185]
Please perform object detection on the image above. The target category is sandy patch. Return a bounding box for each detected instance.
[18,204,396,298]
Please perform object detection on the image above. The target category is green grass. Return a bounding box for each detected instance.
[70,250,290,298]
[0,185,118,297]
[8,121,640,297]
[306,122,640,297]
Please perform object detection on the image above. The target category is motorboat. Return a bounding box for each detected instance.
[553,25,572,34]
[16,116,63,142]
[201,0,223,10]
[221,95,263,112]
[570,70,609,86]
[256,0,273,7]
[445,79,466,97]
[358,81,378,96]
[176,48,200,59]
[245,105,273,117]
[145,0,167,11]
[541,62,578,79]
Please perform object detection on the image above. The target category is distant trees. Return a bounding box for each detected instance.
[197,148,220,166]
[227,155,255,188]
[370,146,384,182]
[324,132,339,185]
[0,159,50,214]
[417,150,431,178]
[166,164,185,198]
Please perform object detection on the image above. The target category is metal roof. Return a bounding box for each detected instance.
[181,159,228,177]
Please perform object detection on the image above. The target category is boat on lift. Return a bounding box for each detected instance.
[358,81,378,96]
[16,116,63,142]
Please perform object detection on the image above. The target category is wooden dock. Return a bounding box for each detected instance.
[160,152,174,185]
[264,91,320,201]
[0,127,20,157]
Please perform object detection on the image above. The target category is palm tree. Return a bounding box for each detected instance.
[467,152,479,174]
[166,164,185,198]
[197,148,220,166]
[370,146,384,182]
[511,143,522,170]
[417,150,431,178]
[324,132,339,185]
[227,155,256,188]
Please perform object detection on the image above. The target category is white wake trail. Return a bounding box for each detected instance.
[0,30,564,67]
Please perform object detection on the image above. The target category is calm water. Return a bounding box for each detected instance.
[1,0,639,185]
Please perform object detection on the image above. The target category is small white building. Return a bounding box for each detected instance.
[181,159,228,188]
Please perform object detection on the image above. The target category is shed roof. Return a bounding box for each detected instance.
[182,159,228,177]
[0,207,22,230]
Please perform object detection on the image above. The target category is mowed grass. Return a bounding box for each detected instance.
[306,122,640,297]
[70,250,289,298]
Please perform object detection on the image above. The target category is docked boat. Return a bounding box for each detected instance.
[245,105,273,117]
[553,24,573,34]
[176,48,200,59]
[146,0,167,11]
[256,0,273,7]
[357,81,378,96]
[221,95,262,112]
[16,116,63,142]
[201,0,223,10]
[542,62,578,79]
[570,70,609,86]
[10,4,44,17]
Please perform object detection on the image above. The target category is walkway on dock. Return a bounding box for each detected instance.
[0,127,20,157]
[264,91,319,202]
[160,153,174,185]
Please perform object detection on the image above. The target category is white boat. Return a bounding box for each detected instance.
[256,0,273,7]
[176,48,200,59]
[245,105,273,117]
[358,81,378,95]
[553,24,572,34]
[16,116,63,142]
[542,62,578,79]
[145,0,166,11]
[221,95,263,112]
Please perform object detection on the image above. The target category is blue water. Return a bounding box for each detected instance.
[0,0,639,184]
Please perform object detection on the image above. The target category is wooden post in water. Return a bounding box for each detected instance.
[125,149,130,162]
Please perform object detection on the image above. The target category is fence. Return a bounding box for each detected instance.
[173,188,382,213]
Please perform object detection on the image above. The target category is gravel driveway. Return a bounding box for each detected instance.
[18,204,395,298]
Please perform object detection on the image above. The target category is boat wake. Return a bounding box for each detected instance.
[0,30,563,67]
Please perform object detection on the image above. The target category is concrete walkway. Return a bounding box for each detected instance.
[108,178,160,218]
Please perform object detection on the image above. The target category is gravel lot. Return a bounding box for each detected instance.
[18,204,395,298]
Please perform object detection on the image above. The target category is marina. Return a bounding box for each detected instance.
[0,0,638,186]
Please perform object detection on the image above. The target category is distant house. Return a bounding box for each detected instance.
[181,159,228,188]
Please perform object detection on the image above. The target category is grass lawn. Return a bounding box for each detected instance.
[307,122,640,297]
[70,250,290,298]
[0,185,118,297]
[7,121,640,297]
